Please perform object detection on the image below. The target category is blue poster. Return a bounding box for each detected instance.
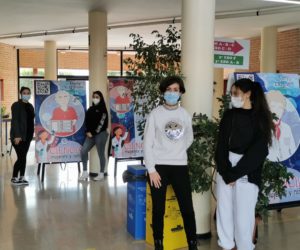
[109,78,143,158]
[233,73,300,205]
[34,80,86,163]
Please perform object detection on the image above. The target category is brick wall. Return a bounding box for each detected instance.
[58,51,88,69]
[249,29,300,74]
[19,49,134,71]
[19,49,45,69]
[277,29,300,74]
[0,42,17,113]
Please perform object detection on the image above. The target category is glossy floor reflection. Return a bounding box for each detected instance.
[1,144,300,250]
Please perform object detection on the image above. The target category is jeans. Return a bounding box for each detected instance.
[12,140,32,178]
[81,131,109,172]
[149,164,197,242]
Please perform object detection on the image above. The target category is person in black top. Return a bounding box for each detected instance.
[215,78,274,250]
[10,87,35,186]
[79,91,109,181]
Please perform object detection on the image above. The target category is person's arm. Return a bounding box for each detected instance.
[11,102,22,140]
[143,112,156,174]
[214,110,233,176]
[186,112,194,149]
[48,134,55,144]
[121,131,129,140]
[223,134,269,184]
[84,109,93,134]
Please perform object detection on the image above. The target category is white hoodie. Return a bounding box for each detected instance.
[143,105,194,173]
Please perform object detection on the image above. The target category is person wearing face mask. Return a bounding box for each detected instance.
[78,91,109,181]
[215,78,275,250]
[10,87,35,186]
[144,76,198,250]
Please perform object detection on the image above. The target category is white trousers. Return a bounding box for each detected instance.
[216,153,259,250]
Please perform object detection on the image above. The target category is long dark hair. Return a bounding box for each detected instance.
[92,90,108,114]
[233,78,275,145]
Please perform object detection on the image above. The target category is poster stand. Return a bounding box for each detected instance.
[37,161,81,182]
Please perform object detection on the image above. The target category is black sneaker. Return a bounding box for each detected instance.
[11,178,22,186]
[19,178,29,186]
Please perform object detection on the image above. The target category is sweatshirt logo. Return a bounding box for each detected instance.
[164,121,184,141]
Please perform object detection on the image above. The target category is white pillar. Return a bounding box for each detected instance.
[88,11,109,174]
[44,41,57,80]
[260,26,277,73]
[181,0,216,236]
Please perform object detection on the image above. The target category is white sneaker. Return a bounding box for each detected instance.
[78,171,89,181]
[93,172,104,181]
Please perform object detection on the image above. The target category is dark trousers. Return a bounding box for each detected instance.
[149,164,197,242]
[12,140,31,178]
[80,131,109,172]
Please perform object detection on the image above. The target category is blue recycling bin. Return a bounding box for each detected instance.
[126,165,147,240]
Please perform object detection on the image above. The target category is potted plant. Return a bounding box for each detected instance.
[124,25,181,135]
[1,105,9,118]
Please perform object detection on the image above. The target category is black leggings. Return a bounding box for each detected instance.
[12,140,31,178]
[149,164,197,242]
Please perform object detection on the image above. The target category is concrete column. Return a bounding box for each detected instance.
[213,68,224,119]
[260,26,277,73]
[44,41,57,80]
[88,11,109,174]
[181,0,216,237]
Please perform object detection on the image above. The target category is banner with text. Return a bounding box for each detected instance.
[34,80,87,163]
[109,78,143,159]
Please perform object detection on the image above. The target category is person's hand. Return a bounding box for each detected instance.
[149,171,162,189]
[229,182,235,187]
[14,137,22,145]
[86,132,93,138]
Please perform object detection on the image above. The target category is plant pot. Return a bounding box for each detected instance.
[192,190,211,238]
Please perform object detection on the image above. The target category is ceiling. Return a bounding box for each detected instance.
[0,0,300,49]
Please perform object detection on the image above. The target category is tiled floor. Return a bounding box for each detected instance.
[0,144,300,250]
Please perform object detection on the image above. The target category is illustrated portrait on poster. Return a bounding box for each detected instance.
[266,90,299,162]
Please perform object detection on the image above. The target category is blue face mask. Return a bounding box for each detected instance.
[164,91,180,105]
[21,94,31,102]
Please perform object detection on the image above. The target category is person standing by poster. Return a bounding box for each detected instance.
[10,87,35,186]
[215,78,274,250]
[144,76,198,250]
[78,91,109,181]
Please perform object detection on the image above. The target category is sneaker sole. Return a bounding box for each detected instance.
[11,183,23,186]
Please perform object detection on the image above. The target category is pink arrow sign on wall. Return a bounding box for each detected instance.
[214,40,244,54]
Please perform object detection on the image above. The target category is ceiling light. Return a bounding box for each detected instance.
[264,0,300,5]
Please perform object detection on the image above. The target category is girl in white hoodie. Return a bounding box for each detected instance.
[144,76,198,250]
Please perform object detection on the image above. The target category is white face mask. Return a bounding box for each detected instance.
[231,96,244,108]
[92,98,100,105]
